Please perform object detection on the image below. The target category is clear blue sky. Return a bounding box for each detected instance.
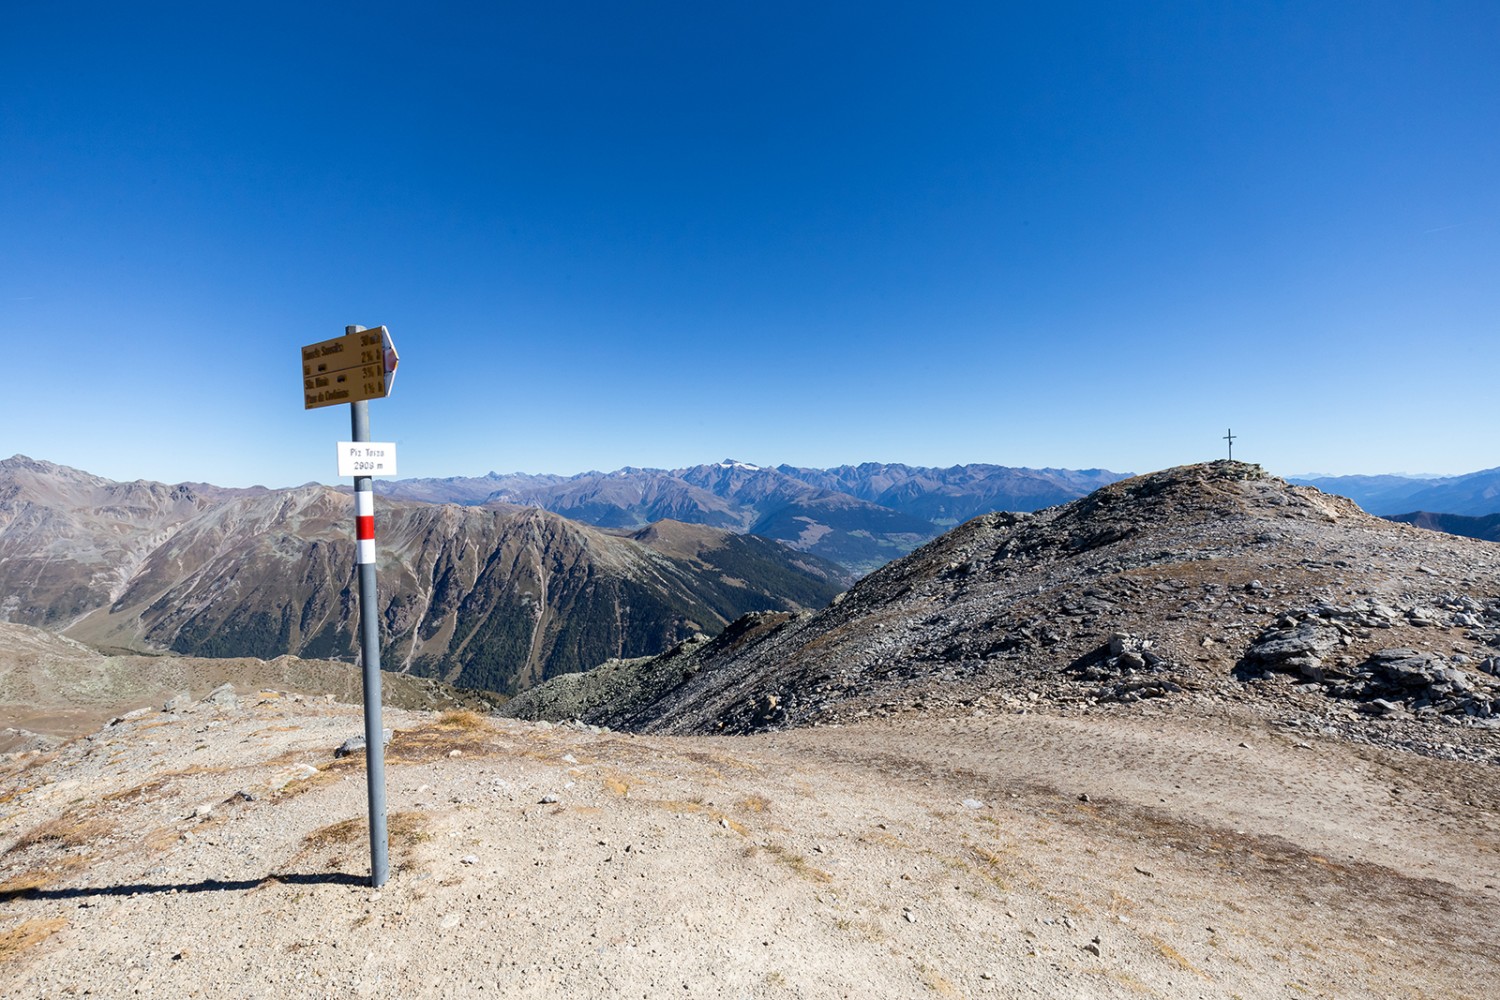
[3,2,1497,487]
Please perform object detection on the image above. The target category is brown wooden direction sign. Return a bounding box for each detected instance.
[302,326,399,409]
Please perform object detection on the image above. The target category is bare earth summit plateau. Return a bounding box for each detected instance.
[0,692,1495,998]
[1,461,1498,998]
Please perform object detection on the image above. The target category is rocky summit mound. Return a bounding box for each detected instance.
[508,462,1500,761]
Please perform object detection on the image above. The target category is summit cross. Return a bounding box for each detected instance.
[1224,428,1237,461]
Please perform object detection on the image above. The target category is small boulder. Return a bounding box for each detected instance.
[335,729,393,758]
[202,684,238,710]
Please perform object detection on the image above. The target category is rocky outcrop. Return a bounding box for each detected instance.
[1240,597,1500,720]
[1070,633,1186,703]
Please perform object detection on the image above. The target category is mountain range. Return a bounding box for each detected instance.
[378,460,1129,575]
[14,449,1500,708]
[0,456,843,695]
[1292,468,1500,517]
[1385,510,1500,544]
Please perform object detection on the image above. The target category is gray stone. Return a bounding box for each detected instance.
[271,763,320,790]
[1249,623,1338,665]
[335,729,393,758]
[1435,667,1473,691]
[1282,654,1324,680]
[202,684,238,709]
[1108,633,1152,657]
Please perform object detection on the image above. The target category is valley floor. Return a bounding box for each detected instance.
[1,694,1495,999]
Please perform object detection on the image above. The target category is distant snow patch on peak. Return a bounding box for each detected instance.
[719,459,761,471]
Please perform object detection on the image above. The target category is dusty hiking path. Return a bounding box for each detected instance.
[1,694,1496,999]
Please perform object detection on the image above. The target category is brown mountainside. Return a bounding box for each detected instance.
[0,457,843,695]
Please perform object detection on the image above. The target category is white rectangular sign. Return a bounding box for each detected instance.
[337,442,398,478]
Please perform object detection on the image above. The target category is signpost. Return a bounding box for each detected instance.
[300,324,400,887]
[303,326,399,409]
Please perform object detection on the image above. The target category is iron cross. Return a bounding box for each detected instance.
[1224,428,1236,460]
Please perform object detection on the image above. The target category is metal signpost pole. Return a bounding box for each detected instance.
[303,322,399,887]
[349,337,390,888]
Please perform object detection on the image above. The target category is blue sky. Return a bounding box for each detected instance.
[3,2,1497,487]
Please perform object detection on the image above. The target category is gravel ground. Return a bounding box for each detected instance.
[2,691,1495,998]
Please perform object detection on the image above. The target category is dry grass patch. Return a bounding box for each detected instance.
[143,825,180,853]
[303,810,432,854]
[683,747,764,776]
[436,710,491,731]
[102,779,167,803]
[1093,968,1159,996]
[1147,932,1210,979]
[647,797,707,815]
[755,843,833,883]
[860,828,908,850]
[303,817,365,851]
[388,810,430,845]
[386,724,500,765]
[967,844,1014,891]
[0,917,66,963]
[715,813,749,835]
[270,755,361,799]
[0,752,58,781]
[0,785,34,806]
[101,764,230,804]
[5,813,110,856]
[917,961,961,996]
[263,747,322,767]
